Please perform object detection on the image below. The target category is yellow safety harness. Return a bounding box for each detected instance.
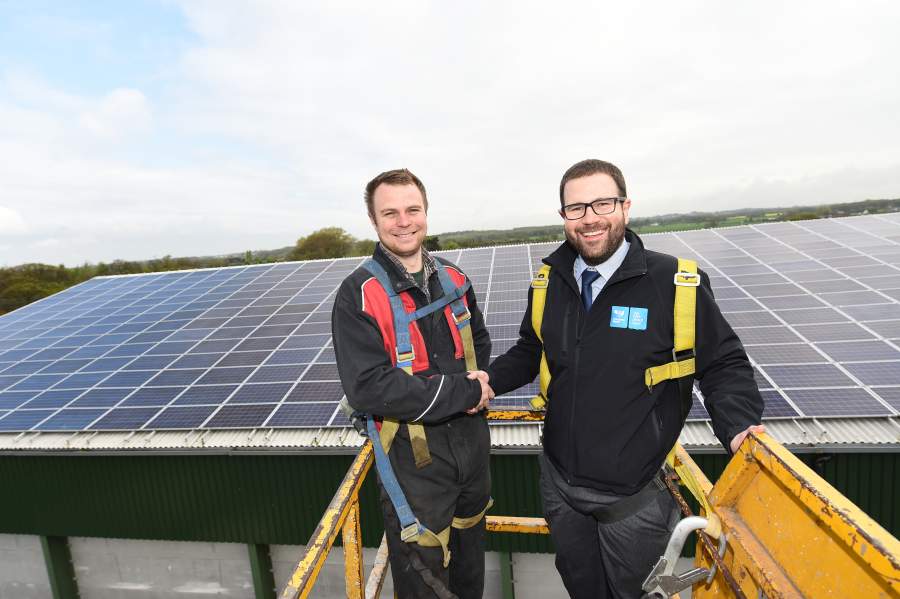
[528,258,723,536]
[645,259,700,392]
[528,258,700,414]
[529,266,553,410]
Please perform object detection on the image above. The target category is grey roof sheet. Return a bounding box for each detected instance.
[1,417,897,454]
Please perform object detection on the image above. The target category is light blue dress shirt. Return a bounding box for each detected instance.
[573,239,631,304]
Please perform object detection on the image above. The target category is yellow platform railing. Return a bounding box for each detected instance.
[280,416,900,599]
[278,411,548,599]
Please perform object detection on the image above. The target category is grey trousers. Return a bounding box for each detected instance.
[539,454,681,599]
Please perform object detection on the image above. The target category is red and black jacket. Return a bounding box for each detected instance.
[332,245,491,423]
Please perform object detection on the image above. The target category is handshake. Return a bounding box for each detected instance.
[466,370,495,414]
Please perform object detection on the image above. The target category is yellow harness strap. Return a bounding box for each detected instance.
[379,419,401,454]
[416,498,494,567]
[529,265,552,410]
[459,319,479,372]
[644,258,699,391]
[390,361,432,468]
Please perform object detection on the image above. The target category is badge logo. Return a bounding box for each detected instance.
[610,306,629,328]
[628,307,648,330]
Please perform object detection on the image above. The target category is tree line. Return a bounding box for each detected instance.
[2,198,897,316]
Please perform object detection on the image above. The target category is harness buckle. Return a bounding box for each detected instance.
[453,308,472,325]
[672,348,695,362]
[674,271,700,287]
[400,521,421,542]
[396,348,415,364]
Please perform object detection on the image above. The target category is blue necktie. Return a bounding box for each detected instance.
[581,269,600,312]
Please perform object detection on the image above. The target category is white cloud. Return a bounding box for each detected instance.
[78,88,152,139]
[0,206,28,235]
[2,1,900,266]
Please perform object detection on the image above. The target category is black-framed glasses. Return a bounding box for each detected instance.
[560,197,626,220]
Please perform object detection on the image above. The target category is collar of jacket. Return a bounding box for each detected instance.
[372,243,426,295]
[544,229,649,294]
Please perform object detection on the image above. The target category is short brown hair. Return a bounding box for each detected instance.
[559,159,627,206]
[365,168,428,219]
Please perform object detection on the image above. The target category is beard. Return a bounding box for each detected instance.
[565,218,626,266]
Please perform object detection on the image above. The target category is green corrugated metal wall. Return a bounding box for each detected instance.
[0,454,382,546]
[0,452,896,553]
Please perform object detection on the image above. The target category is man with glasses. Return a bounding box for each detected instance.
[473,159,764,598]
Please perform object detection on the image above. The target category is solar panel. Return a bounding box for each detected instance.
[0,215,898,434]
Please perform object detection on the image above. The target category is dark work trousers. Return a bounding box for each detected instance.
[378,415,491,599]
[540,453,681,599]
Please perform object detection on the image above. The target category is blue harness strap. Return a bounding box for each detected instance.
[367,417,423,541]
[363,258,416,370]
[362,258,471,370]
[436,267,473,332]
[408,277,470,321]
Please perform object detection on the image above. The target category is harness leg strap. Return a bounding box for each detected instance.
[407,423,433,469]
[417,498,494,568]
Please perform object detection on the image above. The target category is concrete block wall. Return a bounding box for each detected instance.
[0,534,567,598]
[69,538,255,599]
[509,552,567,598]
[0,534,51,599]
[272,545,567,599]
[272,545,513,599]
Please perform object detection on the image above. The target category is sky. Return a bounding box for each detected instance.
[1,1,899,267]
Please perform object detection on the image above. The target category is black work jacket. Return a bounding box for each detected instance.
[332,244,491,426]
[487,230,763,494]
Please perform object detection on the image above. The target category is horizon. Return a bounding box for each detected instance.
[5,198,896,270]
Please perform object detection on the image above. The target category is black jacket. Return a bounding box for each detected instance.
[486,230,763,494]
[332,245,491,425]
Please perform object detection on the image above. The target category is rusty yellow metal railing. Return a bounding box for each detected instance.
[280,442,373,599]
[278,412,549,599]
[684,432,900,598]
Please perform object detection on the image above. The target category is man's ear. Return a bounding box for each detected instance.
[621,198,632,226]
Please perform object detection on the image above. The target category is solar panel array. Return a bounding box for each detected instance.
[0,214,898,433]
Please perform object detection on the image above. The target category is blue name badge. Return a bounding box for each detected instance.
[628,307,649,330]
[610,306,629,328]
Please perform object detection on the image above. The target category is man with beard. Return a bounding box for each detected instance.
[472,159,764,598]
[332,168,494,599]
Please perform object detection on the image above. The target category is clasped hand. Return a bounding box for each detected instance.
[466,370,494,414]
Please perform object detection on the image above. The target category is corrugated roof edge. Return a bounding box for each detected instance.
[0,417,897,455]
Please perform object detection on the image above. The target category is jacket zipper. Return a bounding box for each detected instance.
[567,297,585,485]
